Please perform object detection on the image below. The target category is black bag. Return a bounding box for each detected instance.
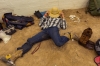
[0,23,3,30]
[34,10,43,19]
[95,39,100,55]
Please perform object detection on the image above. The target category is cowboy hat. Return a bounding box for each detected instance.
[49,7,61,18]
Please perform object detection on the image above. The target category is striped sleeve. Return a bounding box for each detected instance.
[60,19,66,29]
[39,16,46,27]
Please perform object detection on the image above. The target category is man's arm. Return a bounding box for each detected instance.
[61,19,66,29]
[60,11,67,29]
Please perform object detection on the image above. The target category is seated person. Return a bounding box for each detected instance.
[1,7,70,65]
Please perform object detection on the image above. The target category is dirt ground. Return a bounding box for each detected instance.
[0,8,99,66]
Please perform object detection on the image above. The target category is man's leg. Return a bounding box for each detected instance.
[47,27,69,47]
[1,30,50,65]
[18,30,50,56]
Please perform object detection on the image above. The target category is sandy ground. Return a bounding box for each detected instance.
[0,8,99,66]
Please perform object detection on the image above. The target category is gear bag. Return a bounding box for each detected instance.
[87,0,100,16]
[95,39,100,55]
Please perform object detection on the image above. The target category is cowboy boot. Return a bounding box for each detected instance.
[11,50,23,63]
[79,28,92,45]
[0,50,22,66]
[78,28,94,50]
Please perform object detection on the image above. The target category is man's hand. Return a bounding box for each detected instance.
[44,11,49,17]
[60,12,65,19]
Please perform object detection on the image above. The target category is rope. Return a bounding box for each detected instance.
[31,42,41,55]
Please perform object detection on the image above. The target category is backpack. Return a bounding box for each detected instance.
[34,10,43,19]
[95,39,100,55]
[87,0,100,16]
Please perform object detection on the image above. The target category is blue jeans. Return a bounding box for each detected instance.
[17,27,69,56]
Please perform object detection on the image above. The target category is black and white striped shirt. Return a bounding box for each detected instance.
[39,16,66,29]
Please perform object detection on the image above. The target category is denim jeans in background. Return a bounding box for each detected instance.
[17,27,69,56]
